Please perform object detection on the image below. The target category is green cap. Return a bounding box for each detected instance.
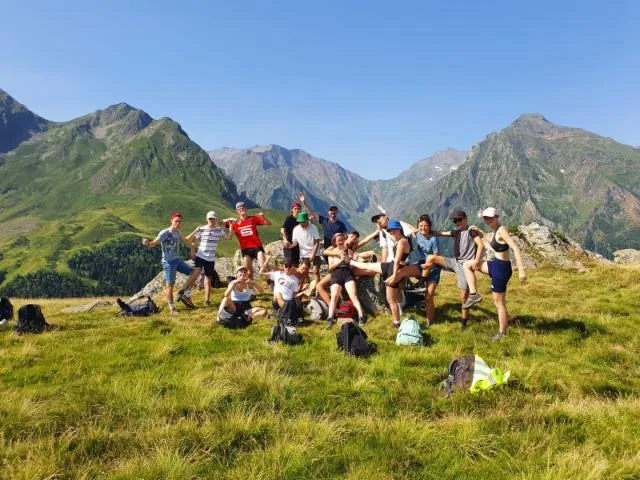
[296,212,309,223]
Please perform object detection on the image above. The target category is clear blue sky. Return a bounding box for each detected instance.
[2,0,638,179]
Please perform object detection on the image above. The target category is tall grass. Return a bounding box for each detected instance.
[1,264,639,479]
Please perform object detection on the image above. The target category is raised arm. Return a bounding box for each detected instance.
[259,253,274,276]
[183,226,200,243]
[257,212,272,226]
[297,192,319,222]
[356,230,380,249]
[500,226,527,282]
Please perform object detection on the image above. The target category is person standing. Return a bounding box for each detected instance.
[291,211,321,284]
[184,211,226,307]
[225,201,272,278]
[281,201,301,267]
[461,207,527,340]
[421,210,484,328]
[142,212,199,314]
[305,200,347,252]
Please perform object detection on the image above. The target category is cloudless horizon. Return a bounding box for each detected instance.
[2,0,639,179]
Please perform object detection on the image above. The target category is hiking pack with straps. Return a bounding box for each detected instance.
[307,297,328,321]
[336,321,375,357]
[396,317,423,346]
[217,308,252,329]
[16,304,50,334]
[403,277,427,310]
[268,318,304,345]
[116,296,159,317]
[335,300,357,319]
[0,297,14,324]
[443,354,511,397]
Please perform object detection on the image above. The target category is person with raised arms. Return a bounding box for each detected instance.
[281,200,302,267]
[420,210,484,328]
[290,211,321,285]
[217,265,266,324]
[184,210,226,307]
[461,207,527,340]
[142,212,199,314]
[303,198,347,258]
[225,201,272,278]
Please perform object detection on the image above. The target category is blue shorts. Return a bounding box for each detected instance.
[426,266,441,285]
[162,259,193,285]
[488,258,512,293]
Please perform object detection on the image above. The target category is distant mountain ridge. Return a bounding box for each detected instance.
[0,88,50,153]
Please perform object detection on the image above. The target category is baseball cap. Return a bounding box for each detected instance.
[450,210,467,221]
[235,265,248,273]
[235,202,246,209]
[386,220,402,231]
[206,210,217,219]
[371,213,387,223]
[297,212,309,222]
[170,212,182,220]
[481,207,499,218]
[328,205,339,211]
[291,201,302,209]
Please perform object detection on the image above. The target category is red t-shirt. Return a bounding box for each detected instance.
[226,216,267,249]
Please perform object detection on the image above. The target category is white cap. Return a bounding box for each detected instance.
[206,211,217,219]
[480,207,499,218]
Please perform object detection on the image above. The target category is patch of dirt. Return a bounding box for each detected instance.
[0,218,38,241]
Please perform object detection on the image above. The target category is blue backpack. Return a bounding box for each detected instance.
[396,317,423,346]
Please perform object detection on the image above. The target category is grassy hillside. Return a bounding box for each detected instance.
[1,264,639,478]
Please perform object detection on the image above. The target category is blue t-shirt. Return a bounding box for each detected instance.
[318,215,347,248]
[408,233,440,265]
[156,228,181,262]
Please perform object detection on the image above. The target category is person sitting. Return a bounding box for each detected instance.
[259,252,308,325]
[217,265,266,324]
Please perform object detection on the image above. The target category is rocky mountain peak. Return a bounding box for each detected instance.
[0,88,50,153]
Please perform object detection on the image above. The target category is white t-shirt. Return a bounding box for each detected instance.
[292,224,320,258]
[268,271,300,301]
[378,221,414,263]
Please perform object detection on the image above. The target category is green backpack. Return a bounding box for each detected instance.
[396,317,423,346]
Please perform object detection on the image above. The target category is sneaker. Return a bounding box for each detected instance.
[177,289,185,302]
[462,293,483,310]
[392,320,401,329]
[326,317,337,329]
[492,332,507,341]
[203,300,210,308]
[180,295,196,309]
[169,308,179,316]
[358,314,367,327]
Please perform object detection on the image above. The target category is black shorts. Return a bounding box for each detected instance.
[241,247,265,260]
[234,300,252,314]
[330,267,354,287]
[381,263,404,288]
[194,256,216,278]
[301,256,321,268]
[283,246,300,266]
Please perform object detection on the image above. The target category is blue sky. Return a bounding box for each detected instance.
[2,0,638,179]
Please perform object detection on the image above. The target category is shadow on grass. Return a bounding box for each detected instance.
[431,302,494,325]
[511,315,607,338]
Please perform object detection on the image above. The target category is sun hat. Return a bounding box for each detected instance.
[206,210,217,219]
[481,207,499,218]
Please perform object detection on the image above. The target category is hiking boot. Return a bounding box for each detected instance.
[461,319,468,330]
[492,332,507,341]
[326,317,337,329]
[462,293,483,310]
[180,295,196,309]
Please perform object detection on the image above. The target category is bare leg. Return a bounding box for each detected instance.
[183,268,201,291]
[352,267,377,278]
[423,254,447,277]
[349,260,382,274]
[316,274,331,304]
[312,265,320,283]
[385,265,420,285]
[247,307,267,319]
[204,275,212,303]
[387,285,401,325]
[243,255,254,278]
[460,289,469,322]
[492,292,508,334]
[344,280,364,318]
[464,261,489,294]
[328,284,343,319]
[165,284,174,306]
[256,250,267,272]
[426,282,438,326]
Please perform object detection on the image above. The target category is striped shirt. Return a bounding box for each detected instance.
[195,226,225,262]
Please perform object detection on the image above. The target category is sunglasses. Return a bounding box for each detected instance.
[452,219,463,224]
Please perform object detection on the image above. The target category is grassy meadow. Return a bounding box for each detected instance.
[1,264,639,479]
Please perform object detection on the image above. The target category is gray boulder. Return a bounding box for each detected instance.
[613,249,640,266]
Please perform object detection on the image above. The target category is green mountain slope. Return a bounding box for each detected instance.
[415,114,640,256]
[0,92,284,296]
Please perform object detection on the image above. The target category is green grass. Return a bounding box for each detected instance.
[1,265,640,479]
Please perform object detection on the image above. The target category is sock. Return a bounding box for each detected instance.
[168,301,175,310]
[184,289,191,298]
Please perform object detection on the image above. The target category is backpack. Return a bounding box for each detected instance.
[404,278,426,310]
[217,308,252,329]
[307,298,328,321]
[335,300,357,320]
[268,319,304,345]
[336,322,375,357]
[0,297,14,322]
[116,296,159,317]
[396,317,423,346]
[16,304,50,334]
[443,354,511,397]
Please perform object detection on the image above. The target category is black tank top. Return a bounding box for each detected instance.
[490,234,509,252]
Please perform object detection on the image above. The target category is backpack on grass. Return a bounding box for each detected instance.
[335,300,357,320]
[443,354,510,397]
[117,296,159,317]
[268,319,304,345]
[396,317,423,346]
[336,322,375,357]
[307,298,328,321]
[0,297,14,324]
[217,308,252,329]
[16,304,50,334]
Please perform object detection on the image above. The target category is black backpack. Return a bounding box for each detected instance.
[336,322,375,357]
[443,355,476,397]
[268,319,304,345]
[217,308,252,329]
[117,296,159,317]
[16,304,50,334]
[0,297,14,322]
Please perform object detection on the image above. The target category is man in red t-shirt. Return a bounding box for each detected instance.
[225,201,272,278]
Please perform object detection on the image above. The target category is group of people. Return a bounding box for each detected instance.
[142,194,527,340]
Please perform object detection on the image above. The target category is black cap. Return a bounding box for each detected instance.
[328,205,339,211]
[371,213,387,223]
[450,210,467,221]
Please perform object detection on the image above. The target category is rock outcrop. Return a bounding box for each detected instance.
[613,249,640,266]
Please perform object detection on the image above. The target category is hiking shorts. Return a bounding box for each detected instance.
[330,267,354,287]
[442,257,468,291]
[381,262,405,289]
[488,258,513,293]
[162,259,193,285]
[194,256,216,278]
[241,247,265,260]
[283,246,300,266]
[301,256,321,268]
[425,266,441,285]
